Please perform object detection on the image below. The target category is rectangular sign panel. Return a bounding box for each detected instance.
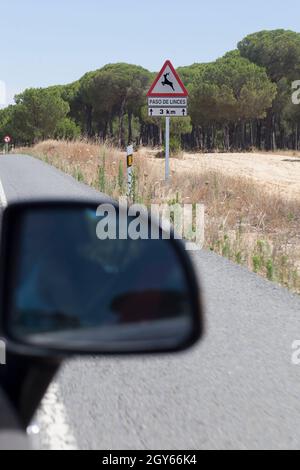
[148,97,188,107]
[148,107,188,117]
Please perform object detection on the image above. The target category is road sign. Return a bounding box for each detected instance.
[4,136,11,144]
[147,60,189,182]
[148,108,188,117]
[147,60,188,97]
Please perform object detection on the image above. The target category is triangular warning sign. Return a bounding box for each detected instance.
[147,60,188,97]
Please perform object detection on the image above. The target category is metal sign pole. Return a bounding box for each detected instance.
[165,116,170,181]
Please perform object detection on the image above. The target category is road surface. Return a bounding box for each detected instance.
[1,155,300,450]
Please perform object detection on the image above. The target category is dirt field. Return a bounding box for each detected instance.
[145,151,300,201]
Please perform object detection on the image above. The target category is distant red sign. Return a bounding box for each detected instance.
[4,136,11,144]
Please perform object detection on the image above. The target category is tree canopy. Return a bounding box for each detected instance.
[1,29,300,152]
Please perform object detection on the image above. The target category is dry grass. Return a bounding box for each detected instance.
[257,149,300,158]
[16,139,300,293]
[170,171,300,292]
[21,140,124,191]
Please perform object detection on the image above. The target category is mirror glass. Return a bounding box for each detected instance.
[7,206,197,352]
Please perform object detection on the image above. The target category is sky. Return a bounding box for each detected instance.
[1,0,300,105]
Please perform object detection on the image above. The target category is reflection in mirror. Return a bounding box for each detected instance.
[8,207,196,352]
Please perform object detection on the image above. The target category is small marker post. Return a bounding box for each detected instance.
[127,144,134,196]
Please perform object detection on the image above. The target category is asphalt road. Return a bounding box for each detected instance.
[2,155,300,450]
[37,252,300,450]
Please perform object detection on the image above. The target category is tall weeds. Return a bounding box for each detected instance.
[17,139,300,293]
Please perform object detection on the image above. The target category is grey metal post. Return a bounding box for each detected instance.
[165,116,170,181]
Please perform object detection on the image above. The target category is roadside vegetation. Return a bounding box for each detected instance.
[18,139,300,294]
[1,29,300,152]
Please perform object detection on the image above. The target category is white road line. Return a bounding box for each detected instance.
[0,177,7,208]
[36,383,78,450]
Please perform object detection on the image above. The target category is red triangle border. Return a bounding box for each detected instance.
[147,60,188,97]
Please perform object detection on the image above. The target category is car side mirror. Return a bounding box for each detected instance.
[0,200,204,356]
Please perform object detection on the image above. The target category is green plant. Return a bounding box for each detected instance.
[266,259,274,281]
[97,164,105,192]
[74,167,84,182]
[98,153,106,192]
[167,192,180,206]
[252,255,262,273]
[235,251,242,264]
[222,234,231,257]
[118,160,125,193]
[163,136,181,156]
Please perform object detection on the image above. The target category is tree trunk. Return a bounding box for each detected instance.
[256,120,262,149]
[102,121,108,141]
[118,99,126,148]
[265,110,273,150]
[272,115,277,151]
[223,124,230,151]
[85,105,93,137]
[128,111,133,145]
[249,121,254,148]
[157,122,162,147]
[211,125,215,150]
[108,119,113,139]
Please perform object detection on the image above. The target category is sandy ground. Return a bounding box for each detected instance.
[144,151,300,201]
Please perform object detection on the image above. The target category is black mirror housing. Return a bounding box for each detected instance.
[0,199,204,358]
